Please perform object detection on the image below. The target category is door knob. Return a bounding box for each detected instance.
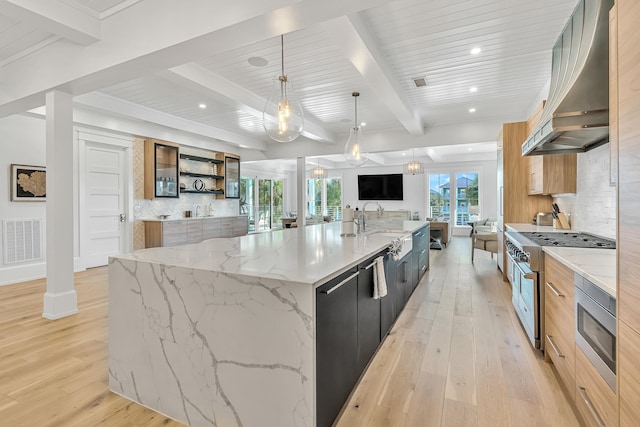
[119,213,126,222]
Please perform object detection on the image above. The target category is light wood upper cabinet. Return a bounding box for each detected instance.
[527,154,577,195]
[617,0,640,426]
[609,4,618,186]
[144,139,180,199]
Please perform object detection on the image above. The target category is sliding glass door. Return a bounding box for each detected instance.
[428,170,480,234]
[241,177,284,232]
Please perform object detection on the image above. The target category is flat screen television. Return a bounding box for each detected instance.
[358,174,403,201]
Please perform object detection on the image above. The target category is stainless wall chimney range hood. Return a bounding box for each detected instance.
[522,0,614,156]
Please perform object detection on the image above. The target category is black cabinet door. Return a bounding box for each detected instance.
[357,255,382,374]
[316,269,359,427]
[380,254,397,339]
[396,255,413,308]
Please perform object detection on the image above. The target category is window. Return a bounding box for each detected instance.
[455,172,479,226]
[428,171,480,227]
[429,173,451,221]
[307,177,342,220]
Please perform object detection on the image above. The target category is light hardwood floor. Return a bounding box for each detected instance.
[0,237,579,426]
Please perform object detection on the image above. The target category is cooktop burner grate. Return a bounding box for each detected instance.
[519,232,616,249]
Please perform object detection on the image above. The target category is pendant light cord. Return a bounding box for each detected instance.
[281,35,285,77]
[354,94,358,128]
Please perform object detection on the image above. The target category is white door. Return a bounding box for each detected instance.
[83,143,127,268]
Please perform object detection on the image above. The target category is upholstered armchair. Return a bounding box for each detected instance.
[470,217,498,262]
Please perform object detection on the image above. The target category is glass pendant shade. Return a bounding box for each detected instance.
[344,92,368,167]
[344,126,367,167]
[403,160,424,175]
[263,35,304,142]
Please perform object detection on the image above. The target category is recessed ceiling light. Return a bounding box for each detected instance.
[248,56,268,67]
[470,86,478,93]
[198,103,207,109]
[360,122,366,127]
[468,148,473,151]
[469,108,476,113]
[402,152,406,156]
[470,47,482,55]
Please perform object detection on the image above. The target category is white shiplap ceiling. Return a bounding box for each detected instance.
[0,0,580,163]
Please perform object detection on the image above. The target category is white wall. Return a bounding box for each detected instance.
[552,144,616,239]
[0,114,48,285]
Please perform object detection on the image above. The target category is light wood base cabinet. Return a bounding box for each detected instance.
[144,216,248,248]
[544,254,576,402]
[575,347,616,427]
[619,321,640,427]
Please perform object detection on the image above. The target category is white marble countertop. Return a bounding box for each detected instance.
[141,215,246,222]
[113,220,428,286]
[505,223,568,233]
[542,247,616,297]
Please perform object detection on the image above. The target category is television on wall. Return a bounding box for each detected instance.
[358,174,403,201]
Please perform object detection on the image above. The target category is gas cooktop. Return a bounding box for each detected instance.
[519,232,616,249]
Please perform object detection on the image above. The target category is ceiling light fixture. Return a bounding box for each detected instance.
[470,87,478,93]
[469,108,476,113]
[403,149,424,175]
[344,91,368,167]
[198,103,207,109]
[263,34,304,142]
[470,47,482,55]
[311,157,327,179]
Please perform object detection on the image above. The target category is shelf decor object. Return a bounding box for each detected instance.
[344,92,368,167]
[403,149,424,175]
[263,34,304,142]
[311,157,327,179]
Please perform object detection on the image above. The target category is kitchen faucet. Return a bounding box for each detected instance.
[195,205,201,218]
[360,202,383,232]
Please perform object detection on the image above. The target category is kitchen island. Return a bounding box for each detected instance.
[108,220,428,427]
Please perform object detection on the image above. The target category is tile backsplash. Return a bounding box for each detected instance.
[552,144,616,240]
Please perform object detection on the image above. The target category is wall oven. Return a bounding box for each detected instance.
[575,273,616,392]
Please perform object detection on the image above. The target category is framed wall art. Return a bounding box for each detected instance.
[11,164,46,202]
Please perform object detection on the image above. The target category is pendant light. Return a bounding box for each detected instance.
[403,149,424,175]
[263,34,304,142]
[344,92,368,167]
[311,157,327,179]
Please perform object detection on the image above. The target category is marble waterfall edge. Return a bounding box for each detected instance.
[108,258,314,427]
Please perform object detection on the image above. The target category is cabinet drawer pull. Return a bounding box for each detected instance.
[577,386,606,427]
[546,281,564,298]
[322,272,358,295]
[421,249,426,255]
[546,335,565,358]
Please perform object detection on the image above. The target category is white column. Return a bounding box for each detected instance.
[43,90,78,320]
[296,157,306,227]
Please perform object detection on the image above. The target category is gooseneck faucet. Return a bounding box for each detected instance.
[360,202,383,232]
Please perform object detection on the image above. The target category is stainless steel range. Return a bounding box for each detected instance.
[503,230,616,350]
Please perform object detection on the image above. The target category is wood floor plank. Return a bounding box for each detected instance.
[0,238,579,427]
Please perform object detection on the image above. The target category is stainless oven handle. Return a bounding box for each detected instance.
[577,386,606,427]
[546,335,565,358]
[545,281,565,298]
[513,260,537,280]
